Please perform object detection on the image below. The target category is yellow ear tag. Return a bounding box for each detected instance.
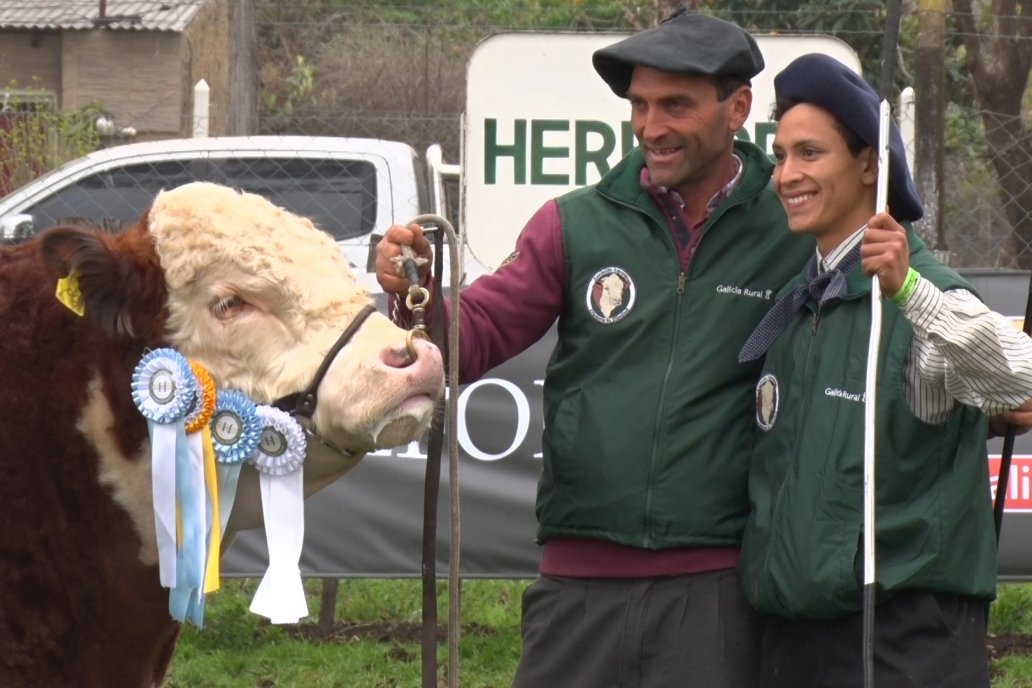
[56,272,86,317]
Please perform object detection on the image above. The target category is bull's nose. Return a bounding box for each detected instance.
[380,332,440,369]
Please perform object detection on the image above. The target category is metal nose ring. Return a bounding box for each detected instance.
[406,327,429,361]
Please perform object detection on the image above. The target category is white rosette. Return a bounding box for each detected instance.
[131,348,196,589]
[246,405,308,624]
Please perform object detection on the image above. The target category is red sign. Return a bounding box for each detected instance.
[989,455,1032,512]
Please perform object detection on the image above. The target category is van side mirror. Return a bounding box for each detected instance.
[0,214,34,243]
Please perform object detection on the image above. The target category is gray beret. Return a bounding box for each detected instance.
[774,53,923,223]
[593,11,764,98]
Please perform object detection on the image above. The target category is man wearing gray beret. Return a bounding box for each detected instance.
[376,8,811,686]
[737,53,1032,687]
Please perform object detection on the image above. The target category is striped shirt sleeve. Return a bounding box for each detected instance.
[900,278,1032,423]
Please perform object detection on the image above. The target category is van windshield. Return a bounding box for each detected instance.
[23,156,378,241]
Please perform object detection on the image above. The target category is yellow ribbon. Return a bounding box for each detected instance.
[202,425,221,593]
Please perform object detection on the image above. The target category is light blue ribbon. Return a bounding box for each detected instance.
[169,421,206,626]
[210,389,262,542]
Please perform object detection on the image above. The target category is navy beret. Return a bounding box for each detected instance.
[774,53,923,223]
[593,11,764,98]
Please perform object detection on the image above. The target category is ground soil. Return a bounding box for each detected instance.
[990,633,1032,657]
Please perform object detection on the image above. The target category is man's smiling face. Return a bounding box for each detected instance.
[627,65,749,199]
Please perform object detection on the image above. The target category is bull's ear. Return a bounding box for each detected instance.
[39,224,168,339]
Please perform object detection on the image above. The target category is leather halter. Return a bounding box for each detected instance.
[271,303,376,420]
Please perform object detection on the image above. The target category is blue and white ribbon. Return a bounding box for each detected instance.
[210,390,261,537]
[247,405,308,624]
[131,348,195,589]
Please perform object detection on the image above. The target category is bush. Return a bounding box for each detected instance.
[0,83,103,196]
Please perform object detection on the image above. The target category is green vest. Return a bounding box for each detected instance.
[740,230,996,619]
[535,141,812,549]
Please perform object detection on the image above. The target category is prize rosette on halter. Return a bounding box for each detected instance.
[247,404,309,624]
[210,389,262,539]
[131,348,196,590]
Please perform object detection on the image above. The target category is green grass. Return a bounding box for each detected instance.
[167,579,1032,687]
[166,578,525,688]
[992,584,1032,688]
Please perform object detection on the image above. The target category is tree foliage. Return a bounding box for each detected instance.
[0,85,103,196]
[251,0,1032,266]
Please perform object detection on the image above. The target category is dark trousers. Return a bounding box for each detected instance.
[760,590,990,688]
[511,569,762,688]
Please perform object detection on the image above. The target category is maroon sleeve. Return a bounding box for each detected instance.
[453,200,566,382]
[389,200,565,383]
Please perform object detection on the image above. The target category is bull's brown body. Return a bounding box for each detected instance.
[1,225,186,685]
[0,183,443,686]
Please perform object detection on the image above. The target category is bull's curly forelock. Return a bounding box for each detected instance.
[147,182,356,302]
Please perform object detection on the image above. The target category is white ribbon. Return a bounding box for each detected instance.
[248,405,308,623]
[149,423,178,587]
[248,467,307,623]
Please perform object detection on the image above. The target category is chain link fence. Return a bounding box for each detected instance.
[2,3,1028,270]
[236,4,1030,270]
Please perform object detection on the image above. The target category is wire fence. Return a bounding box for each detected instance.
[236,4,1032,270]
[2,3,1029,270]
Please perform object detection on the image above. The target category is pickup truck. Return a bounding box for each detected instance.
[0,135,466,293]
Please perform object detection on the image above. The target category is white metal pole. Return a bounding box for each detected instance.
[193,79,210,139]
[863,99,893,688]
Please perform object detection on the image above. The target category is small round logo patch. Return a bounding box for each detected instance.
[586,267,635,324]
[756,373,780,432]
[259,427,288,458]
[147,368,178,405]
[212,410,244,446]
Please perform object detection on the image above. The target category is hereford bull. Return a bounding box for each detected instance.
[0,181,444,687]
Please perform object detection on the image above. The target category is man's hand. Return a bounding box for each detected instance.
[861,212,910,298]
[375,223,434,296]
[990,398,1032,438]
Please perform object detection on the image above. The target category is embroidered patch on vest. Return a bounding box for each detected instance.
[756,373,780,431]
[586,267,635,324]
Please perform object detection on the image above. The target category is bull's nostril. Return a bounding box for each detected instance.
[380,345,413,369]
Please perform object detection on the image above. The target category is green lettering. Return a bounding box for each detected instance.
[484,119,527,184]
[622,121,636,157]
[574,121,616,185]
[531,120,569,185]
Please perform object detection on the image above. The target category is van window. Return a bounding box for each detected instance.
[24,156,378,242]
[215,158,377,241]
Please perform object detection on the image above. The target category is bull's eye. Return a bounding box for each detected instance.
[210,295,247,320]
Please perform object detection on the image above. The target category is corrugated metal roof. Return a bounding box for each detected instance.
[0,1,208,32]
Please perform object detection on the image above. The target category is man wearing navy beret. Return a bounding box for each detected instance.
[737,53,1032,686]
[376,7,816,687]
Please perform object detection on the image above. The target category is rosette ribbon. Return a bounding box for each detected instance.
[185,362,220,597]
[131,349,197,590]
[210,389,263,545]
[168,361,220,627]
[247,405,308,624]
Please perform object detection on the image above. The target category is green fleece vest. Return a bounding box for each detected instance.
[740,231,996,619]
[535,141,812,549]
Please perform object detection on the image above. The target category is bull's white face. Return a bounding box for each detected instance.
[148,182,443,455]
[599,273,625,318]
